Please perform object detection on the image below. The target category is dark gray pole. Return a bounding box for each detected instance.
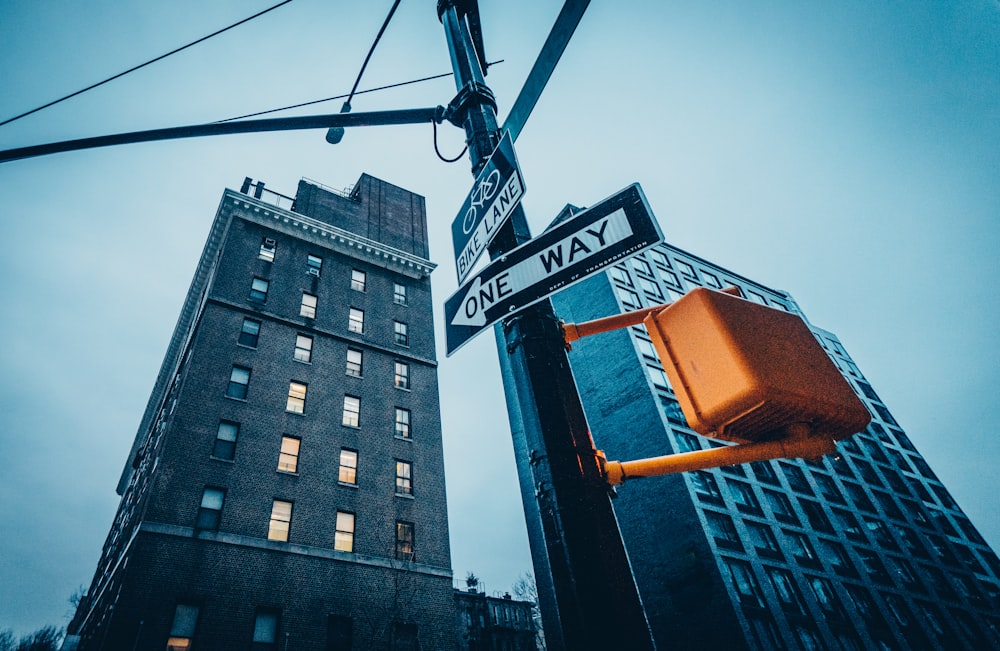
[437,2,655,649]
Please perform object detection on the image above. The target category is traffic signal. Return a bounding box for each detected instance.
[643,287,870,444]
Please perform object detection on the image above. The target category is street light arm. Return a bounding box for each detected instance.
[0,106,446,164]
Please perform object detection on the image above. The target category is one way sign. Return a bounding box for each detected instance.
[444,183,662,356]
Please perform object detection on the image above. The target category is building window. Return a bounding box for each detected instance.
[675,259,697,279]
[394,361,410,390]
[346,348,363,377]
[722,558,764,608]
[227,366,251,400]
[213,421,239,461]
[196,487,225,531]
[259,238,276,262]
[396,461,413,496]
[396,521,415,560]
[327,615,353,651]
[339,449,358,485]
[701,271,722,288]
[395,408,411,439]
[763,489,797,525]
[300,292,317,319]
[239,318,261,348]
[351,269,366,292]
[268,500,292,542]
[800,499,833,533]
[342,395,360,427]
[249,277,269,303]
[277,436,300,473]
[393,282,407,305]
[745,522,782,559]
[690,470,723,504]
[609,265,633,287]
[726,479,762,515]
[639,277,663,300]
[294,335,313,363]
[348,308,364,334]
[631,257,653,277]
[649,249,670,268]
[335,511,355,552]
[306,254,322,276]
[394,321,409,346]
[766,567,806,614]
[252,610,280,650]
[166,604,199,651]
[704,511,742,551]
[785,530,820,567]
[286,381,307,414]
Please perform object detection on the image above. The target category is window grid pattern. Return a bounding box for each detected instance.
[615,245,1000,650]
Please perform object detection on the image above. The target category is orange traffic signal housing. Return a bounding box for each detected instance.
[644,287,870,444]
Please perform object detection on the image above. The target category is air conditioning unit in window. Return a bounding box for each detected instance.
[307,268,320,277]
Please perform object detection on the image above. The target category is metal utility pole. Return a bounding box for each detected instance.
[437,2,655,649]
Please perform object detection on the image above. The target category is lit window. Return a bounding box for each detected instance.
[196,487,225,531]
[286,381,307,414]
[393,283,407,305]
[277,436,300,473]
[394,321,408,346]
[259,238,276,262]
[395,408,411,439]
[394,361,410,390]
[252,610,279,650]
[249,277,269,303]
[294,335,313,363]
[213,421,239,460]
[300,292,317,318]
[396,461,412,496]
[167,604,199,651]
[335,511,355,552]
[351,269,366,292]
[346,348,363,377]
[306,254,322,276]
[339,449,358,485]
[342,395,360,427]
[239,318,261,347]
[396,521,414,560]
[227,366,251,400]
[268,500,292,541]
[348,308,364,334]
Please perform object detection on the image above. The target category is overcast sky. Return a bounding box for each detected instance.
[1,0,998,637]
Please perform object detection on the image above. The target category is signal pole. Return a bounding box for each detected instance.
[437,2,655,649]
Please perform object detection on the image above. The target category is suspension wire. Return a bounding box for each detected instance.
[342,0,402,112]
[215,59,502,123]
[433,120,467,163]
[0,0,295,129]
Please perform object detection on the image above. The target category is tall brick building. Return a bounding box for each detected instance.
[551,238,1000,649]
[66,174,454,650]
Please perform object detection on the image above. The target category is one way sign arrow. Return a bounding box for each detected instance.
[444,183,662,356]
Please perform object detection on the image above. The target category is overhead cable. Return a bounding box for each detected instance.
[0,0,295,128]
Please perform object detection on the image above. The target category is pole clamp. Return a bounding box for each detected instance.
[445,82,498,127]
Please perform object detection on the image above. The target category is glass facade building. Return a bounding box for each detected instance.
[552,240,1000,650]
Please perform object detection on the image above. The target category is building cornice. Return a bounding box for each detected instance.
[224,190,436,280]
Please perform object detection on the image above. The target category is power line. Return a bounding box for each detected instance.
[0,0,295,129]
[214,62,504,123]
[343,0,402,112]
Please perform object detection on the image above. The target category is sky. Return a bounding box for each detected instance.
[1,0,998,638]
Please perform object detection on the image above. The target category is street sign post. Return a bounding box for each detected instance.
[444,183,662,356]
[451,130,525,284]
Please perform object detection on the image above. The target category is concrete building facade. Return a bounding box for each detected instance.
[67,174,454,650]
[551,239,1000,650]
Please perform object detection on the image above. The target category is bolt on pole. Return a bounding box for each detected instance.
[437,2,655,649]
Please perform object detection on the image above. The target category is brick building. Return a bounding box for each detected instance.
[454,587,538,651]
[551,237,1000,649]
[66,174,454,650]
